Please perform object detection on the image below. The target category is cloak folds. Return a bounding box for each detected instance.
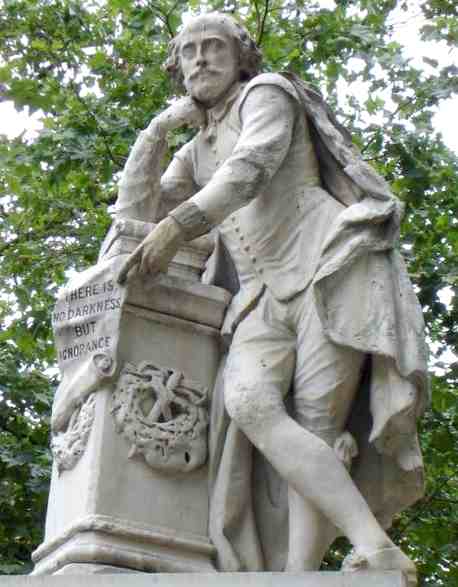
[206,74,429,571]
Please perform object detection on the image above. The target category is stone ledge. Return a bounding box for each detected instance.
[0,572,406,586]
[126,274,231,329]
[31,514,216,575]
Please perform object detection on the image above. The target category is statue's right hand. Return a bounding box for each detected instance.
[117,216,184,284]
[117,245,142,285]
[149,96,205,134]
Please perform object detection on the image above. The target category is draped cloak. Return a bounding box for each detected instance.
[205,73,429,571]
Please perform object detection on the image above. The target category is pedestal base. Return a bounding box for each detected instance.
[33,276,231,575]
[4,572,407,586]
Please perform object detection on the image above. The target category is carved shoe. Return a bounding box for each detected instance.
[342,546,417,586]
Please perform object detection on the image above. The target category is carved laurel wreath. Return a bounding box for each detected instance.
[110,361,209,473]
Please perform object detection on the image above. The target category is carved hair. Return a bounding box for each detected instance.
[165,13,262,91]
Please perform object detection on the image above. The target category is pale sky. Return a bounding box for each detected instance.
[389,1,457,153]
[0,2,456,151]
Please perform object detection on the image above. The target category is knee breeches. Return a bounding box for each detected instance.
[224,287,366,446]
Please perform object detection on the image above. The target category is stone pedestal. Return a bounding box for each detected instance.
[32,259,231,574]
[0,572,408,586]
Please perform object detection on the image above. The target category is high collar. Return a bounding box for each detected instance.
[205,82,242,125]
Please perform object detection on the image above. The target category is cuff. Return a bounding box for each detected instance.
[169,201,213,241]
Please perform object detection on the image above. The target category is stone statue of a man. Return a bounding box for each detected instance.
[118,13,428,586]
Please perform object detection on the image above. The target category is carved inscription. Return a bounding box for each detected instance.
[51,393,96,474]
[52,278,120,367]
[110,362,209,473]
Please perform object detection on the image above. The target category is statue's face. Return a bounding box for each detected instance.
[179,19,239,107]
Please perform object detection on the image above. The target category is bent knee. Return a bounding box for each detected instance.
[224,381,285,430]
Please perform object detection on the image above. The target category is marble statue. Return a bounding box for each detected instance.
[118,12,429,586]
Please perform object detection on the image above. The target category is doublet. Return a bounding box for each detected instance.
[163,74,345,332]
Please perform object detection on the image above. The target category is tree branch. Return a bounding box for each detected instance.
[256,0,270,46]
[68,82,122,169]
[148,1,179,38]
[253,0,261,34]
[361,131,380,154]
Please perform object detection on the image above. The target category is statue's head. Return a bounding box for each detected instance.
[165,13,262,107]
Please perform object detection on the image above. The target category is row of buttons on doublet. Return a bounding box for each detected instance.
[230,215,263,274]
[210,142,221,167]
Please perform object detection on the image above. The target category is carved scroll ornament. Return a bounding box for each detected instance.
[51,393,96,474]
[110,361,209,473]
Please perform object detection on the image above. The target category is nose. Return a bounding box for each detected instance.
[195,45,207,67]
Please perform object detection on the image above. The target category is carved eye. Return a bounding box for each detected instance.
[205,38,225,52]
[181,43,196,59]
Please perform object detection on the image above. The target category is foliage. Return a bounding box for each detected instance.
[0,0,457,583]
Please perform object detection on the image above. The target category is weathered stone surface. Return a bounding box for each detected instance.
[36,10,427,582]
[33,272,229,575]
[2,572,407,586]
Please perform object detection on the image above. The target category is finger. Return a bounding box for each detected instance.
[118,259,136,284]
[126,262,141,282]
[139,250,160,277]
[118,249,142,284]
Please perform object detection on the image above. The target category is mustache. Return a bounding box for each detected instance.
[188,67,221,81]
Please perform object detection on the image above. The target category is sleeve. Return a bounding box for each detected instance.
[115,127,168,221]
[156,141,199,220]
[169,84,296,239]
